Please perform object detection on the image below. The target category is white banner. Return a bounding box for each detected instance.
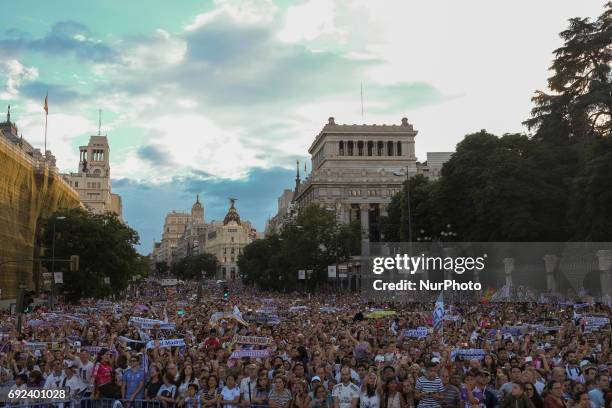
[146,338,185,349]
[160,278,178,286]
[327,265,336,278]
[298,270,306,280]
[53,272,63,284]
[234,335,270,345]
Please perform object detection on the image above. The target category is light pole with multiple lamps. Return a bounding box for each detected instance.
[50,216,66,308]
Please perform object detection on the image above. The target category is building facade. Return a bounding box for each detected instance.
[416,152,454,179]
[293,117,419,243]
[62,136,123,219]
[157,210,191,265]
[264,189,295,236]
[151,197,260,280]
[204,199,258,281]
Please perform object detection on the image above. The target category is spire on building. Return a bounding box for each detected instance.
[6,105,10,123]
[196,194,199,204]
[292,160,301,202]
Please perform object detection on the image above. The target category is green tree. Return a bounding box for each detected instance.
[171,253,219,280]
[525,3,611,142]
[155,261,170,275]
[40,208,142,302]
[238,205,361,291]
[570,137,612,240]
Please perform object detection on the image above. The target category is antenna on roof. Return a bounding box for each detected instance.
[98,109,102,136]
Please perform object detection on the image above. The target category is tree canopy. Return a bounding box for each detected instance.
[238,204,360,291]
[381,3,612,243]
[40,208,147,302]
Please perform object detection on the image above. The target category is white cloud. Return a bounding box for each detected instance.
[16,100,94,170]
[0,60,38,99]
[186,0,278,31]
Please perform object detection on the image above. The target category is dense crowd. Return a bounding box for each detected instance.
[0,281,610,408]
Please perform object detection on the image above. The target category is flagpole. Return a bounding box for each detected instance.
[44,92,48,158]
[44,112,48,157]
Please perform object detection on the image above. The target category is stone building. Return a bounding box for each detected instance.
[416,152,454,179]
[157,210,191,265]
[292,117,419,243]
[62,135,123,219]
[151,197,260,280]
[0,107,81,299]
[264,189,295,236]
[204,199,258,281]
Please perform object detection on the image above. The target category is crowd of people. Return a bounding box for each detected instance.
[0,280,609,408]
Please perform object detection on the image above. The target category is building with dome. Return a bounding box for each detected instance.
[151,197,261,280]
[204,198,259,281]
[153,195,205,265]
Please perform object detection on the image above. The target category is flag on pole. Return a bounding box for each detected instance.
[44,93,48,114]
[433,291,444,332]
[233,305,243,320]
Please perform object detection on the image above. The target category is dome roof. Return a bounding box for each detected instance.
[223,198,241,225]
[192,194,203,210]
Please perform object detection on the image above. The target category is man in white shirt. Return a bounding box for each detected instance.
[332,367,360,408]
[240,364,258,406]
[63,362,86,399]
[74,350,94,395]
[44,360,66,389]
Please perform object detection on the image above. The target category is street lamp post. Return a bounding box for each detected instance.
[50,216,66,308]
[393,166,413,249]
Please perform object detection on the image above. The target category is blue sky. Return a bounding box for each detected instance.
[0,0,604,253]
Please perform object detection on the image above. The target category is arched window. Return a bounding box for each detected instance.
[387,141,394,156]
[339,141,344,156]
[377,141,384,156]
[396,141,402,156]
[357,141,364,156]
[367,141,373,156]
[347,141,354,156]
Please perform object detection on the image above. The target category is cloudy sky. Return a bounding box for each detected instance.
[0,0,604,252]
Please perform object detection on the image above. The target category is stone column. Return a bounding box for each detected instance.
[543,254,558,292]
[360,204,370,257]
[503,258,514,287]
[596,249,612,303]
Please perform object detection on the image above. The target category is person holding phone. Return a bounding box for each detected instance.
[414,363,443,408]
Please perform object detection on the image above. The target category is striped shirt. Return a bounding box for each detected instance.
[440,384,460,408]
[268,388,292,408]
[415,376,443,408]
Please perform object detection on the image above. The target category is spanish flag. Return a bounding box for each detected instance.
[43,93,48,114]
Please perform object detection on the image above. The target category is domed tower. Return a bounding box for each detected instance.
[223,198,241,225]
[191,194,204,224]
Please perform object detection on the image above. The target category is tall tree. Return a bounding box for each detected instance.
[570,136,612,240]
[40,209,143,302]
[238,205,361,291]
[171,253,219,280]
[525,3,611,142]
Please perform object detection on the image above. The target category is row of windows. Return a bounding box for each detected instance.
[223,247,242,255]
[87,182,102,189]
[347,189,399,197]
[339,141,403,157]
[92,149,105,161]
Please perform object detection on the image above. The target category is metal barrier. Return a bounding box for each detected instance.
[1,399,161,408]
[1,400,271,408]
